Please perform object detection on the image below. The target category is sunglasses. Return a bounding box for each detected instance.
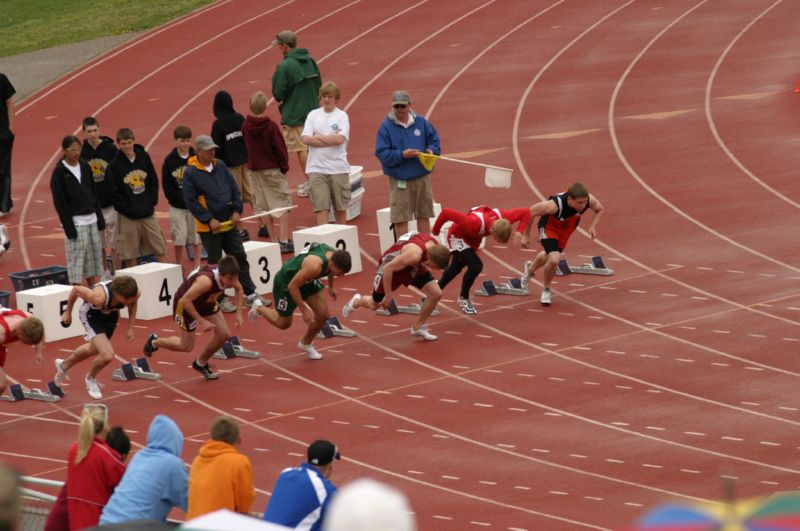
[393,104,408,109]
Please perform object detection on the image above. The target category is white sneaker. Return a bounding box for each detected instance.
[248,297,264,322]
[342,293,361,318]
[540,288,552,306]
[85,375,103,400]
[54,358,68,387]
[457,297,478,315]
[298,340,323,360]
[521,259,534,283]
[296,181,311,197]
[411,325,438,341]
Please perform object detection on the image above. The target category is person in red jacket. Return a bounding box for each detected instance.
[0,307,44,396]
[432,205,531,314]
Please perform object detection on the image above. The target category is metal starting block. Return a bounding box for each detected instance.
[1,382,63,402]
[316,317,357,339]
[473,278,529,297]
[112,357,162,381]
[213,336,261,360]
[375,299,440,317]
[556,256,614,276]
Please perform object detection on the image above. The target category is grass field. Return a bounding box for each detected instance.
[0,0,213,57]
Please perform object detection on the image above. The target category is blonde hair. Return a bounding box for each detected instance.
[490,219,512,243]
[249,91,267,115]
[76,403,108,464]
[319,81,341,101]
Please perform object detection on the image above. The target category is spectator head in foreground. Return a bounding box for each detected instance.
[323,477,416,531]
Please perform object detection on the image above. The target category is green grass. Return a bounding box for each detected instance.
[0,0,213,57]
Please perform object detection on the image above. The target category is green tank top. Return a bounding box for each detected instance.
[282,242,333,280]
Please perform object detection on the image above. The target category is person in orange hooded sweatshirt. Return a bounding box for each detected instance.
[186,415,255,519]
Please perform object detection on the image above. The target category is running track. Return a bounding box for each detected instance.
[2,1,799,529]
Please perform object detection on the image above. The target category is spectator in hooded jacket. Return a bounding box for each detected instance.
[271,30,321,199]
[186,416,254,519]
[0,73,15,217]
[50,135,106,286]
[107,128,168,267]
[81,116,119,273]
[100,414,188,525]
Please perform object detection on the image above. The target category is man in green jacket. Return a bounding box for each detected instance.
[271,30,322,198]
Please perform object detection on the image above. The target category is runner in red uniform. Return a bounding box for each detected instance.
[432,205,530,314]
[521,182,603,306]
[0,308,44,395]
[342,232,450,341]
[142,256,243,381]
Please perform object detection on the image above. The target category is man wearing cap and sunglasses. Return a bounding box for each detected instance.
[271,29,321,199]
[375,89,441,239]
[263,439,340,530]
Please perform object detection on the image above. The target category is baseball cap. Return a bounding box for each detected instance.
[194,135,218,151]
[391,90,411,106]
[307,440,340,466]
[272,30,297,47]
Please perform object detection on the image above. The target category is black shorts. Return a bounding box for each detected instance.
[372,271,435,303]
[80,307,119,341]
[541,237,563,254]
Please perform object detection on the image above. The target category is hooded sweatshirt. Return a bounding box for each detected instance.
[242,114,289,172]
[182,156,243,232]
[211,90,248,167]
[162,146,195,209]
[107,144,160,219]
[99,415,188,524]
[81,136,118,208]
[271,48,322,126]
[186,439,255,519]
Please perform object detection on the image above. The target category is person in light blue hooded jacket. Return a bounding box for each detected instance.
[99,414,188,524]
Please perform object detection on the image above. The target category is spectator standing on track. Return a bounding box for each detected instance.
[107,128,169,268]
[432,205,531,315]
[0,307,43,397]
[50,135,106,286]
[520,182,604,306]
[182,134,263,312]
[241,90,294,253]
[186,416,255,519]
[301,81,351,227]
[263,439,340,531]
[162,125,202,273]
[142,256,243,381]
[0,73,15,217]
[81,116,119,275]
[100,414,188,526]
[323,478,416,531]
[248,243,351,361]
[54,276,140,399]
[342,232,450,341]
[375,90,440,238]
[0,463,21,531]
[211,90,266,241]
[271,29,321,199]
[64,403,126,530]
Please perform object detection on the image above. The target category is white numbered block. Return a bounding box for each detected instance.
[116,262,183,320]
[292,224,362,275]
[243,241,282,295]
[376,202,442,253]
[16,284,82,343]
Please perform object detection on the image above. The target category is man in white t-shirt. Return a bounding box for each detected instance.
[301,81,351,226]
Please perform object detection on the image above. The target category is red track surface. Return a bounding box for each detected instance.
[2,1,799,529]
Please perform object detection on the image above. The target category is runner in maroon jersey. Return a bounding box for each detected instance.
[342,232,450,341]
[521,182,604,306]
[142,256,243,380]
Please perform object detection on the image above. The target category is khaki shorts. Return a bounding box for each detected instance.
[101,206,117,249]
[389,175,434,223]
[228,163,254,205]
[116,214,168,260]
[308,172,350,213]
[169,206,201,246]
[281,125,308,153]
[250,168,292,214]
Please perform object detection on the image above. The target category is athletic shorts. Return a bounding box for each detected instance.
[79,306,119,341]
[371,270,435,303]
[272,271,324,318]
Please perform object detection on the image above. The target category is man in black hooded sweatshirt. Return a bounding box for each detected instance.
[211,90,267,241]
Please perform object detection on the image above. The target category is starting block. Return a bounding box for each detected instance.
[111,357,162,381]
[1,382,63,402]
[556,256,614,276]
[376,299,441,317]
[473,278,529,297]
[316,317,357,339]
[213,336,261,360]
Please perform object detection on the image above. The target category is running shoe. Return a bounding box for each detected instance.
[410,325,438,341]
[296,181,311,197]
[540,287,552,306]
[258,225,270,238]
[297,340,323,360]
[279,240,295,254]
[54,358,68,387]
[457,297,478,315]
[520,259,534,284]
[248,298,264,322]
[219,298,237,313]
[143,333,158,357]
[342,294,361,318]
[192,360,219,380]
[85,375,103,399]
[239,229,250,242]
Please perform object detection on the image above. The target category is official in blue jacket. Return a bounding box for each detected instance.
[375,90,441,238]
